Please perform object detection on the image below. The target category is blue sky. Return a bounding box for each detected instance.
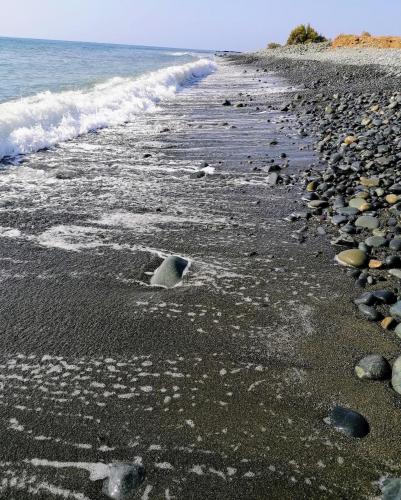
[1,0,401,51]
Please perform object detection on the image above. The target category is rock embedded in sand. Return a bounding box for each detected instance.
[150,255,189,288]
[349,198,371,212]
[392,356,401,395]
[102,464,145,499]
[325,406,370,438]
[381,478,401,500]
[335,249,368,268]
[355,355,391,380]
[365,236,387,248]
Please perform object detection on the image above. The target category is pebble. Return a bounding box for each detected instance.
[335,249,368,268]
[355,215,379,230]
[102,464,146,499]
[381,479,401,500]
[365,236,387,248]
[150,256,189,288]
[390,301,401,320]
[355,354,391,380]
[358,304,381,321]
[325,406,370,438]
[392,356,401,395]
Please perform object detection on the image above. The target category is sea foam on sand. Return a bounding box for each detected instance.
[0,58,216,160]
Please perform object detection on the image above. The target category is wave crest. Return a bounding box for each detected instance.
[0,58,216,160]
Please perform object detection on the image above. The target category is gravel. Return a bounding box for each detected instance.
[257,43,401,76]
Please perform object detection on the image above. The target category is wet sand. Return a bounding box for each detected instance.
[0,61,400,499]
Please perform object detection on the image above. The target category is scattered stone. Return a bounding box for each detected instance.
[390,301,401,320]
[355,354,391,380]
[365,236,387,248]
[360,177,380,188]
[381,479,401,500]
[102,464,146,500]
[325,406,370,438]
[381,317,396,330]
[358,304,381,321]
[355,216,379,230]
[335,249,368,268]
[392,356,401,395]
[150,256,189,288]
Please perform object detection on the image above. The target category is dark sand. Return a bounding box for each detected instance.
[0,60,400,499]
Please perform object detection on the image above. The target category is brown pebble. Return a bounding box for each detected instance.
[381,317,396,330]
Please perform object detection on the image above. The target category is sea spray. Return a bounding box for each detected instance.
[0,58,216,160]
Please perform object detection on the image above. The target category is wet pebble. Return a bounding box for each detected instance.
[355,354,391,380]
[325,406,370,438]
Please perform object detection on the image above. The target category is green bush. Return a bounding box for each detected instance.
[287,24,327,45]
[267,42,282,49]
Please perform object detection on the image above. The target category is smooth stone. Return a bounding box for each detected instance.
[372,229,386,237]
[355,215,379,230]
[395,323,401,338]
[360,177,380,188]
[386,194,399,205]
[390,238,401,251]
[349,198,371,212]
[102,464,146,500]
[358,304,381,321]
[336,207,359,216]
[354,292,375,306]
[308,200,328,209]
[386,255,401,268]
[389,269,401,279]
[355,355,391,380]
[358,242,370,253]
[331,215,348,225]
[335,249,368,268]
[331,234,355,246]
[268,172,279,185]
[390,301,401,320]
[340,224,356,235]
[150,256,189,288]
[373,290,397,304]
[365,236,387,248]
[325,406,370,438]
[382,479,401,500]
[392,356,401,395]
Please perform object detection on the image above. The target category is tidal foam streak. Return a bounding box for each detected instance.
[0,58,216,160]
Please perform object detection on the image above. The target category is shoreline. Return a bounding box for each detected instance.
[1,53,401,498]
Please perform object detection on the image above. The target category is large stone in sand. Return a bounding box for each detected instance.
[150,255,189,288]
[102,464,145,499]
[325,406,370,438]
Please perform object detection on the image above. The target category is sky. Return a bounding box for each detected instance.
[1,0,401,52]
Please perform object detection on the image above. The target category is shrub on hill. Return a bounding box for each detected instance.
[361,31,372,37]
[287,24,327,45]
[267,42,281,49]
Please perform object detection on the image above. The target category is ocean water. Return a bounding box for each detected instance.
[0,37,216,160]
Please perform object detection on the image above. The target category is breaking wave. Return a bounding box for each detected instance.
[0,58,216,160]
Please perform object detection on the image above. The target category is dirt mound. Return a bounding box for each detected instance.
[333,34,401,49]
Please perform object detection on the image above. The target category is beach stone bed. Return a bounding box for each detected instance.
[227,45,401,496]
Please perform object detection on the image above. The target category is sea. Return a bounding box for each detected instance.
[0,36,216,160]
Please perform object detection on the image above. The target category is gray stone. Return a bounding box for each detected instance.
[358,304,381,321]
[389,269,401,279]
[390,301,401,320]
[392,356,401,395]
[355,215,379,230]
[150,256,189,288]
[381,478,401,500]
[365,236,387,248]
[325,406,370,438]
[390,238,401,251]
[355,355,391,380]
[102,464,145,499]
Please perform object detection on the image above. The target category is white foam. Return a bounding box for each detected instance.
[0,59,216,160]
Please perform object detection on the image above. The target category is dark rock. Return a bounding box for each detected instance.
[325,406,370,438]
[102,464,145,499]
[358,304,381,321]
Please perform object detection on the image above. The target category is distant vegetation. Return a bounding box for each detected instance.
[286,24,327,45]
[361,31,372,37]
[267,42,282,49]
